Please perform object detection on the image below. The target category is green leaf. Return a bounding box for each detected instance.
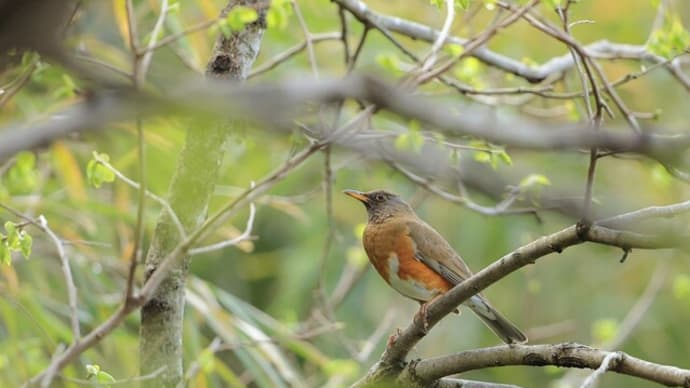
[473,151,492,164]
[543,0,562,8]
[497,150,512,166]
[456,0,471,9]
[19,232,32,259]
[267,0,291,29]
[86,364,100,378]
[4,222,17,240]
[648,16,690,58]
[592,318,618,344]
[97,370,116,385]
[86,153,115,188]
[520,174,551,188]
[5,151,38,193]
[225,6,259,31]
[15,151,36,171]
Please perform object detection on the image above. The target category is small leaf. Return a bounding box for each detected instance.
[267,0,291,29]
[225,6,259,31]
[85,364,100,378]
[97,370,116,385]
[497,150,512,166]
[86,153,115,188]
[19,232,32,259]
[520,174,551,188]
[456,0,471,9]
[473,151,492,164]
[15,151,36,171]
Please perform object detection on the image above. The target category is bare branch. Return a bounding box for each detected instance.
[409,343,690,387]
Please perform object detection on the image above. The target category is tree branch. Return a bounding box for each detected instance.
[410,343,690,387]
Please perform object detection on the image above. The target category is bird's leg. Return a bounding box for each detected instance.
[387,327,403,347]
[415,294,444,333]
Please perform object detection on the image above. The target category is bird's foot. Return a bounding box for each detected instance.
[387,328,403,347]
[415,303,432,333]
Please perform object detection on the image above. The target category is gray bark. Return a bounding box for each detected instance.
[139,1,267,386]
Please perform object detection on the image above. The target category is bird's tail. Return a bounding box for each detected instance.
[466,295,527,344]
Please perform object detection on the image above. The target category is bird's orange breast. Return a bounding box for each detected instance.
[363,221,453,302]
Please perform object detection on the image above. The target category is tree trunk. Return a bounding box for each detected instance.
[139,1,267,386]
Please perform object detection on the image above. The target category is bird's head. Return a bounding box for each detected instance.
[343,189,414,223]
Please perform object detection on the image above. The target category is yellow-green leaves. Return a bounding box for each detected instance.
[86,152,115,188]
[470,140,512,169]
[267,0,292,29]
[454,57,484,88]
[519,173,551,188]
[3,151,38,194]
[648,16,690,58]
[219,6,259,37]
[1,221,32,265]
[86,364,116,387]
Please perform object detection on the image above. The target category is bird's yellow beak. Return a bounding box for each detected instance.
[343,189,369,203]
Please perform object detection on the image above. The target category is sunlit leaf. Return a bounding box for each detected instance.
[520,174,551,188]
[19,232,32,259]
[225,6,259,31]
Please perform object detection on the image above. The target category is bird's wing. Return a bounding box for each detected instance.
[406,219,473,285]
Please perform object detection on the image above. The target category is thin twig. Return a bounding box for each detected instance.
[145,19,218,53]
[136,0,170,85]
[580,351,623,388]
[125,0,140,53]
[189,192,256,255]
[291,0,318,77]
[419,0,455,72]
[248,32,341,78]
[0,205,81,345]
[125,118,146,301]
[92,153,186,239]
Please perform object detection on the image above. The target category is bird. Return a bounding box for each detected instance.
[344,188,527,344]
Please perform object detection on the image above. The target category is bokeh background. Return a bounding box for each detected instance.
[1,0,689,387]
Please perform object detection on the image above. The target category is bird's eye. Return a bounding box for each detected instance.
[374,193,386,202]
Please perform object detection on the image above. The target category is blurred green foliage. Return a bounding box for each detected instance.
[1,0,689,387]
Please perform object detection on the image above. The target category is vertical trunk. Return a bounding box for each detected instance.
[139,1,267,386]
